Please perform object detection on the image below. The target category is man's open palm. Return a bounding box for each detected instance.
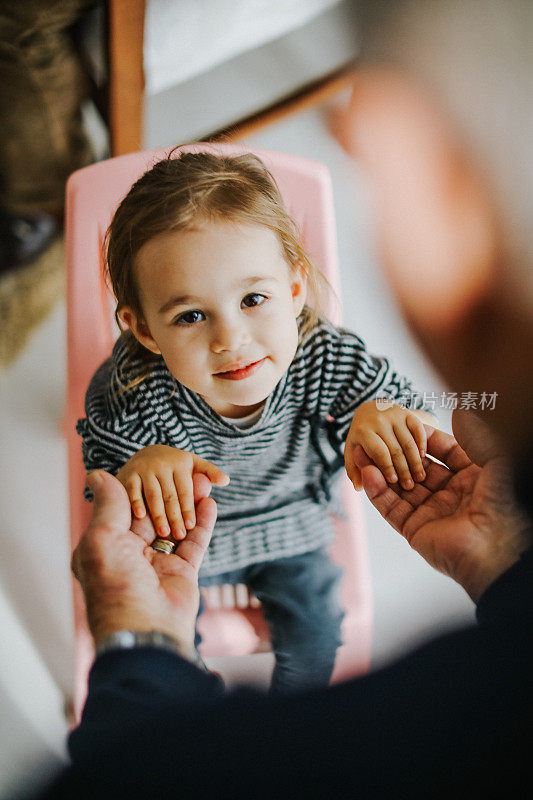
[353,410,528,600]
[72,471,217,647]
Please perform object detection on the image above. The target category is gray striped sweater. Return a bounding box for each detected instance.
[77,319,426,577]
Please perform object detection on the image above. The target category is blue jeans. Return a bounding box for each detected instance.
[198,547,344,694]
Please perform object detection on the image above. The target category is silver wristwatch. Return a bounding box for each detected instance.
[95,630,209,672]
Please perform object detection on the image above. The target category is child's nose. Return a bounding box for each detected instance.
[210,321,251,353]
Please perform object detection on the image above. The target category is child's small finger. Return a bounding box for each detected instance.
[345,458,363,490]
[160,480,186,539]
[362,433,398,485]
[126,475,146,519]
[173,471,196,533]
[132,501,146,520]
[193,456,230,486]
[143,475,171,537]
[406,413,427,457]
[393,424,426,482]
[210,468,230,486]
[378,432,415,490]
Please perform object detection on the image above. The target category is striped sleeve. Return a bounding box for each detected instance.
[76,340,168,491]
[305,322,429,449]
[76,364,143,478]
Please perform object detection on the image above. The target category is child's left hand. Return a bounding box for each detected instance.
[344,400,430,491]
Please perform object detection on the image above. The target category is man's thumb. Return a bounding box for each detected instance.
[86,470,131,531]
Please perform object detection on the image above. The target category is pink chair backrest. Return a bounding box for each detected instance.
[65,143,342,548]
[65,145,372,713]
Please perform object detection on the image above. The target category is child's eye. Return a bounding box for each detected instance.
[241,293,267,308]
[174,309,204,326]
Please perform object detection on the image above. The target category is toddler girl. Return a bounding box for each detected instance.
[78,150,434,694]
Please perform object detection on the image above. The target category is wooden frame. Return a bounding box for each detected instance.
[107,0,145,156]
[209,64,356,142]
[107,0,355,156]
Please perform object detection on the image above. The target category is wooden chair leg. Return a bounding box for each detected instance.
[107,0,145,156]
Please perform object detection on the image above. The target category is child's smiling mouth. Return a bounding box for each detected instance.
[214,358,267,380]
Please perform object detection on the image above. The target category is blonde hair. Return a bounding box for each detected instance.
[105,149,332,384]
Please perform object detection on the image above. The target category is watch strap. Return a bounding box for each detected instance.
[95,629,209,672]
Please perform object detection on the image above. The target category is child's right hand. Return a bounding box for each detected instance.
[116,445,230,540]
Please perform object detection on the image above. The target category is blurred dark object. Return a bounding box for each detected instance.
[0,210,58,276]
[0,1,99,219]
[0,1,103,365]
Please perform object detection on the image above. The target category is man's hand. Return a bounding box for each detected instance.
[72,470,217,652]
[353,409,529,601]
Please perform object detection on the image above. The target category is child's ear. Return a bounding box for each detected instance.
[117,306,161,355]
[291,263,308,317]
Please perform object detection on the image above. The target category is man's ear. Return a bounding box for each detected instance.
[117,306,161,354]
[291,263,308,317]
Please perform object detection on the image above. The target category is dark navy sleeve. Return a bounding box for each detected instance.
[476,545,533,626]
[67,647,224,765]
[36,541,531,799]
[39,541,531,800]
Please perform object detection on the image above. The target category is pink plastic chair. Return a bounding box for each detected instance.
[65,143,372,720]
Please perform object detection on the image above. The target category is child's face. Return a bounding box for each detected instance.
[120,220,307,418]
